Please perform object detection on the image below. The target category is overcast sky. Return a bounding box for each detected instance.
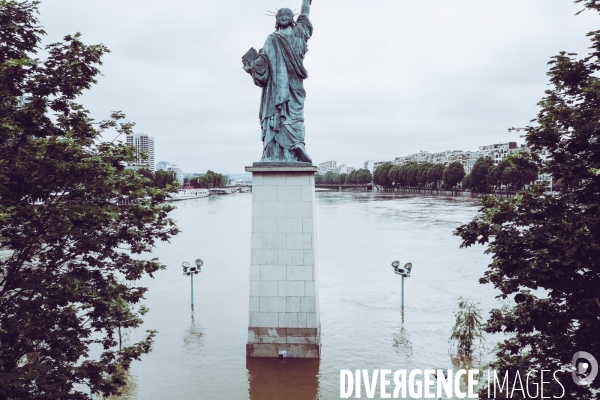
[38,0,598,173]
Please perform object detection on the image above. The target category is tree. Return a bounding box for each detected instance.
[373,163,393,187]
[407,163,419,187]
[427,164,445,188]
[455,2,600,397]
[388,165,401,186]
[153,170,177,189]
[314,174,323,184]
[502,153,539,190]
[339,173,347,185]
[136,168,178,189]
[469,157,493,193]
[417,162,432,187]
[190,170,227,188]
[449,297,485,364]
[354,168,372,184]
[443,161,466,189]
[323,171,339,184]
[461,173,472,190]
[0,2,178,398]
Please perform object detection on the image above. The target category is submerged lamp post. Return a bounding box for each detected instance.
[183,259,203,310]
[391,261,413,308]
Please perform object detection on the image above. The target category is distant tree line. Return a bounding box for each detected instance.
[372,155,540,193]
[373,161,466,189]
[461,154,538,193]
[137,168,179,189]
[190,170,227,188]
[315,168,373,185]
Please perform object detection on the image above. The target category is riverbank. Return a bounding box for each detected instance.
[376,187,520,198]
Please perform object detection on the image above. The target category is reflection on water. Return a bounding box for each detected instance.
[128,192,498,399]
[392,325,413,362]
[247,358,319,400]
[183,312,204,350]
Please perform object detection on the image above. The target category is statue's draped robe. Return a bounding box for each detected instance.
[249,15,313,162]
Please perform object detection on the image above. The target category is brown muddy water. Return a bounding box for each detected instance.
[125,191,498,399]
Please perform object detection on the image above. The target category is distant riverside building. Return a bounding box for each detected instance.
[364,160,375,173]
[465,142,527,173]
[317,161,358,175]
[318,160,337,175]
[393,150,473,171]
[126,133,155,172]
[167,164,184,185]
[388,143,528,175]
[336,164,355,174]
[373,160,391,172]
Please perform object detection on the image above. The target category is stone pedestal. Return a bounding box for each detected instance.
[245,165,320,358]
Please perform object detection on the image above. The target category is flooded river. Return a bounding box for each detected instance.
[127,191,498,399]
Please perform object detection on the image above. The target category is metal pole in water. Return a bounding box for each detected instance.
[401,274,405,309]
[191,273,194,311]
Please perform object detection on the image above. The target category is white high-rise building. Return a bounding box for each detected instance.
[126,133,155,172]
[167,164,184,185]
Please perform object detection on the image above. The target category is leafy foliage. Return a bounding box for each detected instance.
[469,157,494,193]
[153,169,178,189]
[346,168,372,184]
[189,170,227,188]
[387,161,465,189]
[449,297,485,364]
[323,170,341,184]
[455,2,600,397]
[427,163,445,188]
[0,1,178,398]
[136,168,178,189]
[314,169,372,185]
[373,162,393,187]
[443,161,466,188]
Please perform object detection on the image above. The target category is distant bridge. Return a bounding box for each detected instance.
[227,183,375,191]
[315,183,374,191]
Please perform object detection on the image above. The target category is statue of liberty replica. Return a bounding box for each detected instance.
[243,1,321,360]
[243,0,313,164]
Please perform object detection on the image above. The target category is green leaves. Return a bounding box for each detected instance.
[449,297,485,365]
[455,3,600,398]
[0,2,178,399]
[443,161,466,188]
[189,170,228,188]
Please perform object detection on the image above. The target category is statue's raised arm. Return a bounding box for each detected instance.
[301,0,311,17]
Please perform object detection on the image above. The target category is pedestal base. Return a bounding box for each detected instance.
[245,165,321,359]
[246,343,321,358]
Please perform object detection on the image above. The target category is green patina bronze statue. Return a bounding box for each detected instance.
[243,0,313,164]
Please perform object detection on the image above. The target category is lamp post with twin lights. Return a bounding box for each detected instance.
[183,259,203,311]
[391,261,413,309]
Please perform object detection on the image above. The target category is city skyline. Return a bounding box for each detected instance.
[37,0,598,173]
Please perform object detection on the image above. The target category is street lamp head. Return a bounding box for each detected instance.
[195,259,203,267]
[404,262,413,277]
[392,260,400,268]
[182,261,190,268]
